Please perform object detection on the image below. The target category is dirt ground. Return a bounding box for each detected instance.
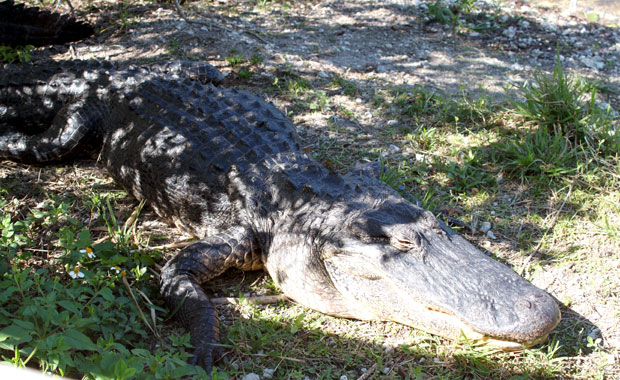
[13,0,620,378]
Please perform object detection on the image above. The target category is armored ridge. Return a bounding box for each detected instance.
[0,60,561,373]
[0,0,94,46]
[0,60,224,163]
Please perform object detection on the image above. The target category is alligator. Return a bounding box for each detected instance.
[0,60,561,372]
[0,0,93,47]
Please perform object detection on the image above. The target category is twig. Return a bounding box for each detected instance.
[122,276,159,338]
[211,294,289,305]
[356,362,378,380]
[519,176,576,275]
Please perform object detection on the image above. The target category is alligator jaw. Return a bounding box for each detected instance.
[386,298,559,350]
[319,210,561,349]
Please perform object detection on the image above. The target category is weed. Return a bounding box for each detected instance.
[493,126,578,181]
[331,76,358,97]
[238,68,253,80]
[0,45,34,63]
[443,149,496,194]
[165,39,181,56]
[287,78,311,96]
[510,52,619,154]
[423,0,478,32]
[226,55,245,67]
[309,89,330,112]
[249,53,264,65]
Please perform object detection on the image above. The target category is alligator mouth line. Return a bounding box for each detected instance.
[389,301,560,351]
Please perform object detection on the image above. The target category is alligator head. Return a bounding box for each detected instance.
[265,168,561,350]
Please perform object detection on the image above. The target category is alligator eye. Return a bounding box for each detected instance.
[389,231,429,262]
[390,236,417,251]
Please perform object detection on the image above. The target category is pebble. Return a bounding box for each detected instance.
[339,376,348,380]
[318,71,329,78]
[387,144,401,154]
[480,221,492,233]
[376,64,389,73]
[263,368,275,379]
[486,230,497,240]
[581,56,604,70]
[502,26,516,38]
[387,119,398,126]
[242,374,260,380]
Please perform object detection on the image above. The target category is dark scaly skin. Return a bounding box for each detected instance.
[0,61,561,373]
[0,0,94,47]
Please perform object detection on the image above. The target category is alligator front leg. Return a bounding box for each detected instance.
[159,225,262,372]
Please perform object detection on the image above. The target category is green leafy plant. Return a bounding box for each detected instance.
[0,197,206,378]
[226,53,245,67]
[0,45,34,63]
[424,0,477,32]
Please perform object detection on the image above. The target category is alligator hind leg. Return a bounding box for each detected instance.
[0,98,108,164]
[160,225,262,372]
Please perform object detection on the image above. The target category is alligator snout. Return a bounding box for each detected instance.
[512,292,561,343]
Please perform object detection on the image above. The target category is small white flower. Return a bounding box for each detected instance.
[111,266,121,274]
[80,247,95,259]
[69,267,84,279]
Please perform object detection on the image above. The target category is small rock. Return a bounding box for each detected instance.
[469,31,480,37]
[355,98,363,103]
[318,71,329,78]
[486,230,497,240]
[387,144,401,154]
[581,56,604,70]
[263,368,275,379]
[361,368,367,373]
[242,374,260,380]
[387,119,398,126]
[519,20,530,28]
[382,367,390,374]
[339,376,348,380]
[376,64,389,73]
[480,221,492,233]
[511,62,524,71]
[503,26,517,39]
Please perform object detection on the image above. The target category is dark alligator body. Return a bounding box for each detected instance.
[0,60,561,372]
[0,0,93,47]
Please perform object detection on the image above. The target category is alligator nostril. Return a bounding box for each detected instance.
[516,299,532,309]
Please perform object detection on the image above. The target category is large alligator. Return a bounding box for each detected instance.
[0,0,93,47]
[0,60,561,372]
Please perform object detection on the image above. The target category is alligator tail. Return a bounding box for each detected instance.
[0,99,107,164]
[0,0,94,47]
